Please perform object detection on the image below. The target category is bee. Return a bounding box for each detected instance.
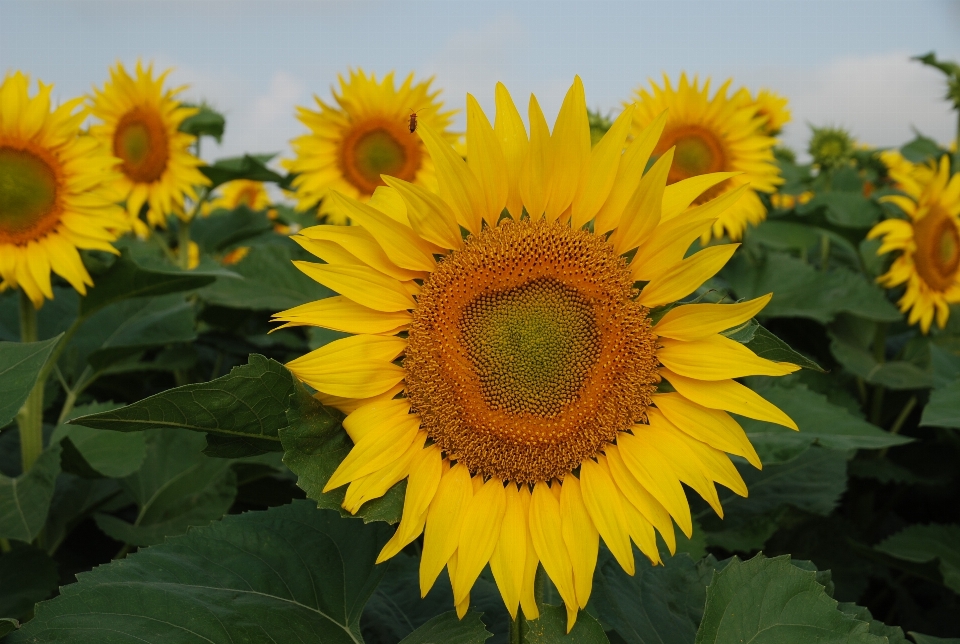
[408,108,421,133]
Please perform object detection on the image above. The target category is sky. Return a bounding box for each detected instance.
[2,0,960,163]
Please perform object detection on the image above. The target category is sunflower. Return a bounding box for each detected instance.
[735,88,791,136]
[89,61,209,234]
[869,157,960,332]
[206,179,271,213]
[630,74,783,241]
[880,149,939,194]
[0,72,128,307]
[276,78,799,631]
[284,69,457,225]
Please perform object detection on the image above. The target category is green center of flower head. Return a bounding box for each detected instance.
[354,129,407,184]
[674,135,716,176]
[113,107,170,183]
[459,277,600,417]
[0,147,58,236]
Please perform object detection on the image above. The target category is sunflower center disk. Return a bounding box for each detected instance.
[114,107,170,183]
[405,219,660,483]
[0,147,60,242]
[915,206,960,291]
[461,278,600,417]
[657,126,727,202]
[340,119,421,195]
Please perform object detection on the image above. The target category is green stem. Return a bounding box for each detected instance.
[820,234,830,272]
[16,290,44,473]
[510,614,522,644]
[878,396,918,459]
[178,218,193,271]
[0,538,11,553]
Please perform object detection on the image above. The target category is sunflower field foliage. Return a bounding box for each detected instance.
[2,53,960,644]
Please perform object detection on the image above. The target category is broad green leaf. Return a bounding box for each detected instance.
[11,502,393,644]
[191,204,273,252]
[910,633,960,644]
[720,317,759,343]
[200,154,289,190]
[93,429,236,546]
[179,104,226,142]
[741,381,911,463]
[0,544,59,623]
[900,133,949,164]
[591,549,716,644]
[747,221,860,261]
[0,443,62,542]
[79,251,217,316]
[69,354,291,457]
[745,326,824,372]
[43,474,121,554]
[920,380,960,428]
[695,553,882,644]
[51,402,146,478]
[837,603,909,644]
[199,243,334,311]
[0,618,18,637]
[875,524,960,594]
[724,252,901,323]
[701,448,848,552]
[803,192,881,228]
[830,336,933,390]
[0,288,77,344]
[397,612,492,644]
[281,381,405,524]
[523,605,609,644]
[0,336,62,428]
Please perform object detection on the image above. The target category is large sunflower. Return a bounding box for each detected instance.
[630,74,783,241]
[869,156,960,333]
[0,72,127,307]
[276,78,799,630]
[89,62,208,233]
[284,69,457,225]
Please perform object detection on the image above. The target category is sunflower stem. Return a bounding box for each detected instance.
[819,234,830,272]
[16,289,45,474]
[878,395,917,459]
[510,614,523,644]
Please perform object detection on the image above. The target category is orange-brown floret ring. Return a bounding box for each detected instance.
[913,204,960,292]
[338,117,422,195]
[0,141,64,245]
[404,219,661,483]
[113,106,171,184]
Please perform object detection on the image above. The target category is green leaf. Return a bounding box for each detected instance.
[724,252,901,323]
[875,524,960,594]
[191,204,274,252]
[69,354,292,456]
[179,104,226,142]
[591,549,716,644]
[79,251,217,317]
[43,475,121,554]
[900,132,951,164]
[837,603,909,644]
[695,553,883,644]
[701,448,848,552]
[745,326,824,372]
[910,633,960,644]
[11,502,393,644]
[199,243,334,311]
[720,317,759,343]
[747,221,860,260]
[281,381,405,524]
[0,336,62,428]
[523,606,609,644]
[200,154,288,190]
[0,544,59,623]
[398,612,492,644]
[93,429,236,546]
[920,380,960,428]
[741,381,911,463]
[0,443,62,542]
[830,336,933,390]
[804,192,881,228]
[0,618,18,637]
[51,402,146,478]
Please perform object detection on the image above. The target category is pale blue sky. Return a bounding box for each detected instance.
[3,0,960,161]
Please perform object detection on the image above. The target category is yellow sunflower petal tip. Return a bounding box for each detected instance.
[280,77,797,629]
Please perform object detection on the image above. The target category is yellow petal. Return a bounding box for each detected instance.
[327,192,437,272]
[604,444,676,554]
[559,475,599,608]
[490,484,527,619]
[272,296,411,335]
[673,430,748,497]
[467,93,508,226]
[343,432,423,512]
[324,413,420,491]
[611,149,673,255]
[447,551,471,618]
[518,486,541,620]
[594,110,667,236]
[571,104,634,228]
[620,493,660,566]
[636,244,739,308]
[377,443,442,563]
[654,294,772,342]
[421,463,473,596]
[315,383,404,416]
[293,261,415,313]
[580,457,635,575]
[286,334,406,398]
[418,122,484,234]
[657,335,800,380]
[660,368,798,430]
[343,397,414,444]
[616,431,693,538]
[494,83,528,219]
[382,176,462,250]
[453,479,507,605]
[631,217,716,282]
[519,95,551,220]
[661,172,740,221]
[529,481,577,616]
[544,76,590,222]
[653,393,761,468]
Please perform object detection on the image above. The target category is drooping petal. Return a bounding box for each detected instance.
[490,483,528,619]
[654,294,772,342]
[453,479,507,605]
[559,474,599,608]
[653,393,761,468]
[658,335,800,380]
[636,244,739,308]
[529,481,578,629]
[604,444,677,554]
[286,334,406,398]
[323,413,420,491]
[420,463,473,596]
[293,261,416,312]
